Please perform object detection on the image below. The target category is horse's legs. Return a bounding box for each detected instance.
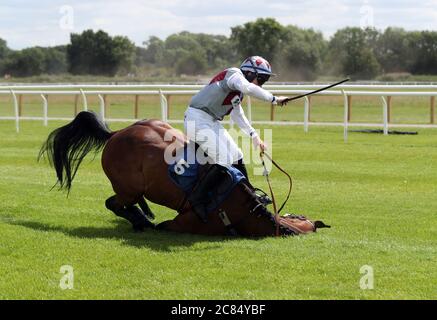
[156,218,199,234]
[138,197,155,220]
[105,195,155,231]
[156,211,226,235]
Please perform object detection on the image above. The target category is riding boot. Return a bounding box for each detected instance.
[233,160,273,206]
[189,164,227,223]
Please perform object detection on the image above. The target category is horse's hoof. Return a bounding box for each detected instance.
[132,219,155,232]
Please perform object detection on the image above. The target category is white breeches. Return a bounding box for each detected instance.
[184,107,243,168]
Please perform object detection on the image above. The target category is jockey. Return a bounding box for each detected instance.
[184,56,288,222]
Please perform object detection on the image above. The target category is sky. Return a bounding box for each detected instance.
[1,0,437,49]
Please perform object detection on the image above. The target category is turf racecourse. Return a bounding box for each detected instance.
[0,119,436,300]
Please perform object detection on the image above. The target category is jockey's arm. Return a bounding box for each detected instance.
[230,104,258,138]
[230,105,266,150]
[227,72,274,103]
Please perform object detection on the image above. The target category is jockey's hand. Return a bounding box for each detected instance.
[252,135,267,152]
[273,96,290,107]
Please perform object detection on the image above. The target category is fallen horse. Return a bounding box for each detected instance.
[39,111,329,237]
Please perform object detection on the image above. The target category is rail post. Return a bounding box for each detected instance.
[10,89,19,132]
[80,89,88,111]
[304,96,310,133]
[431,96,435,124]
[159,90,168,122]
[308,96,312,121]
[381,96,389,135]
[342,90,348,142]
[41,94,48,126]
[98,94,105,120]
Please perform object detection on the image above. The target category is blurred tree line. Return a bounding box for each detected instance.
[1,18,437,80]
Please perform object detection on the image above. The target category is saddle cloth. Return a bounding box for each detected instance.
[168,144,245,213]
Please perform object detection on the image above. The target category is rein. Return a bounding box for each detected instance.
[259,151,293,236]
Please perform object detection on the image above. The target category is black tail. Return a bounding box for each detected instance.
[39,111,113,192]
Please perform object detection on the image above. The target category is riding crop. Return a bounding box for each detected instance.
[280,78,350,104]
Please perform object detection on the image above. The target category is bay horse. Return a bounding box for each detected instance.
[39,111,328,237]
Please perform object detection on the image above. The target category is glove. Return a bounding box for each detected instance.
[252,135,267,151]
[272,96,290,107]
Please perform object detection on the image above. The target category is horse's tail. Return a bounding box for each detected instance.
[39,111,114,192]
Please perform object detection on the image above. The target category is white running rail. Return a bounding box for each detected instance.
[1,84,436,142]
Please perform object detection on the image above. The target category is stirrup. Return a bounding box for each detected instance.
[254,188,272,206]
[258,194,272,205]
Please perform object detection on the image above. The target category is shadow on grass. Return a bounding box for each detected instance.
[8,219,241,252]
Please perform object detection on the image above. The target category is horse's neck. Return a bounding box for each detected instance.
[222,182,277,237]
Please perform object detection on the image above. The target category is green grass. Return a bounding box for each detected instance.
[0,117,436,299]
